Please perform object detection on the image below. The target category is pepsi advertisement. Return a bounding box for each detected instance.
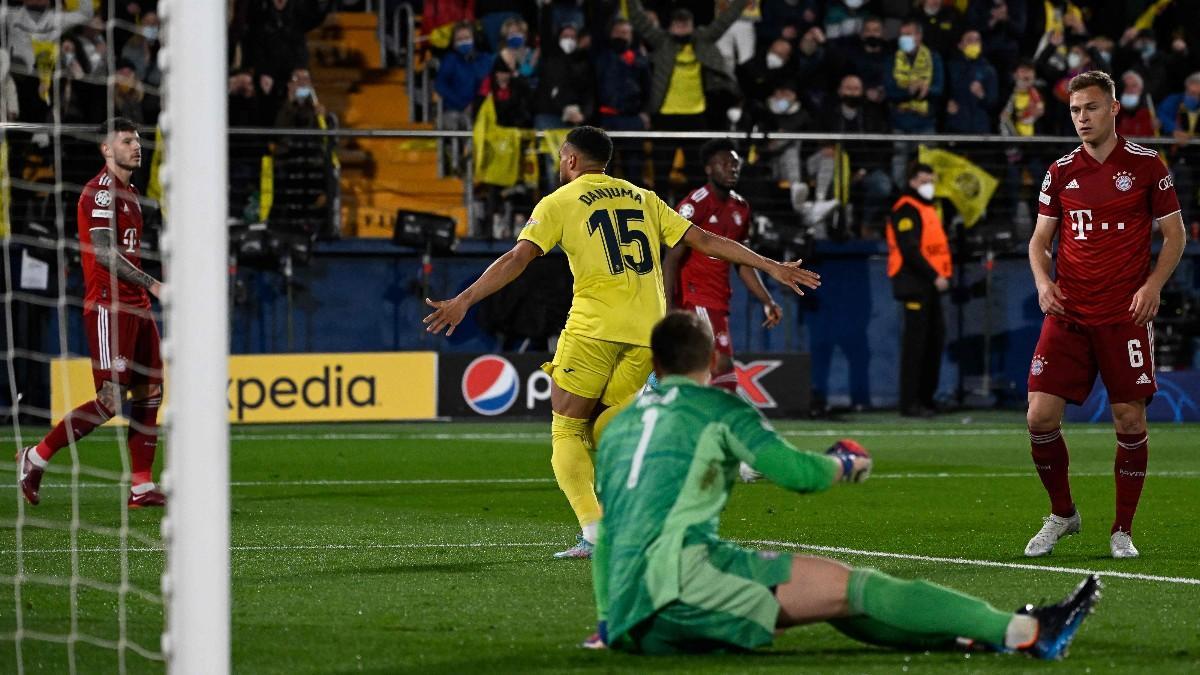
[439,352,810,418]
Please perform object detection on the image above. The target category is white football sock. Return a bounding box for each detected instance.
[1004,614,1038,649]
[582,522,598,545]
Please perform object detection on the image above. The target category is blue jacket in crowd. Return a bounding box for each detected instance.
[435,49,495,113]
[593,45,651,117]
[1157,92,1200,135]
[945,54,998,133]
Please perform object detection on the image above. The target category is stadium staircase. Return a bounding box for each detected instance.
[307,12,468,238]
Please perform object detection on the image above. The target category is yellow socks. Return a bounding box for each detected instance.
[550,412,601,534]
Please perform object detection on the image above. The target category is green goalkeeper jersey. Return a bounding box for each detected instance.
[592,376,840,644]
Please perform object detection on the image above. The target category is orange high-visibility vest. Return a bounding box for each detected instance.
[886,194,952,279]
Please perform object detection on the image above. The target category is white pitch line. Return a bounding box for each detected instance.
[9,538,1200,588]
[0,542,561,555]
[752,540,1200,586]
[3,425,1197,444]
[2,470,1197,492]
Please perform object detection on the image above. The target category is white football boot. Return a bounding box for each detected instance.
[1024,512,1081,557]
[1110,531,1139,559]
[738,462,762,483]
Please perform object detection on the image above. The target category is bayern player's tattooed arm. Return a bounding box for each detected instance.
[681,226,820,296]
[1028,214,1066,316]
[90,227,162,298]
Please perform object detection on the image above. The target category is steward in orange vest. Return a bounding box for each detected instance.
[885,163,952,417]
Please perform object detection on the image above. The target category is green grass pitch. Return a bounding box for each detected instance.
[2,411,1198,673]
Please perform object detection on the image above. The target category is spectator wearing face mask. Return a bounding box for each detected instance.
[815,74,893,237]
[0,0,94,79]
[271,67,337,239]
[498,17,538,82]
[1116,70,1158,137]
[119,12,162,87]
[885,19,943,133]
[945,30,998,133]
[759,82,810,190]
[836,16,890,106]
[594,18,651,181]
[533,22,594,130]
[436,22,494,175]
[736,38,794,116]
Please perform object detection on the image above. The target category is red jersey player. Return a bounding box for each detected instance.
[1024,72,1186,559]
[663,139,783,393]
[18,117,166,508]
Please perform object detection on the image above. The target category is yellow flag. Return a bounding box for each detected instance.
[539,128,572,174]
[473,96,521,187]
[918,146,998,227]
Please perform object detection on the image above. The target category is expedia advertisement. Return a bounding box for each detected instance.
[52,352,437,424]
[439,352,809,418]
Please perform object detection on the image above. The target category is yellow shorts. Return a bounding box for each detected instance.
[542,331,652,408]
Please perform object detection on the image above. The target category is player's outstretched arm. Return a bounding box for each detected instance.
[423,239,541,336]
[1130,211,1187,325]
[736,265,782,328]
[681,226,820,296]
[90,227,162,298]
[1028,214,1065,316]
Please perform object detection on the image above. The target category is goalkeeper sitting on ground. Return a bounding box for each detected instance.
[588,311,1100,659]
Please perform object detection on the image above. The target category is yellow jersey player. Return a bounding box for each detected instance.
[424,126,820,558]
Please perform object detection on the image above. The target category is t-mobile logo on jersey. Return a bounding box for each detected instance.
[1067,209,1124,240]
[122,228,138,253]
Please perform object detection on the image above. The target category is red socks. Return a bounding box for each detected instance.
[1113,432,1148,535]
[36,399,115,462]
[128,396,161,486]
[35,395,159,488]
[1029,427,1075,518]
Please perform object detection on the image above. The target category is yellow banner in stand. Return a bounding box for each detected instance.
[51,352,437,424]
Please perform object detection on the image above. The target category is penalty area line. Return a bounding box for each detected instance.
[0,542,562,555]
[751,539,1200,586]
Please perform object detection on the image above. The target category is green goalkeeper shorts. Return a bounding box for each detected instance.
[617,541,793,655]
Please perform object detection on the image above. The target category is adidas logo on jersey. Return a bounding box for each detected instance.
[1065,179,1080,189]
[1135,373,1152,385]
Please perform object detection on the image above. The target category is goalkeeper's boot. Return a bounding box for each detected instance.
[553,533,593,559]
[1023,511,1081,557]
[128,487,166,509]
[1016,574,1102,660]
[17,446,45,506]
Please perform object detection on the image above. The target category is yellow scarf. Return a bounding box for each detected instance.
[894,45,934,116]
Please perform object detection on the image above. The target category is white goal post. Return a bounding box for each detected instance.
[160,0,230,672]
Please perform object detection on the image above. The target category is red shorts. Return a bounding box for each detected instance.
[1028,316,1156,405]
[83,305,163,390]
[684,303,733,357]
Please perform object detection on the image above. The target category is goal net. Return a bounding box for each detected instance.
[1,1,228,672]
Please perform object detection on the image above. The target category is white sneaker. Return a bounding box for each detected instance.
[1110,531,1139,559]
[1024,512,1081,557]
[738,462,762,483]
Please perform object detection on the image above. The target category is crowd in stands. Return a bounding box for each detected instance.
[428,0,1200,238]
[1,0,339,240]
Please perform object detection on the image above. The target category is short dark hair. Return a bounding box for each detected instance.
[907,162,934,182]
[651,311,713,376]
[564,125,613,167]
[670,8,694,24]
[101,117,138,139]
[1067,70,1116,99]
[700,138,737,166]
